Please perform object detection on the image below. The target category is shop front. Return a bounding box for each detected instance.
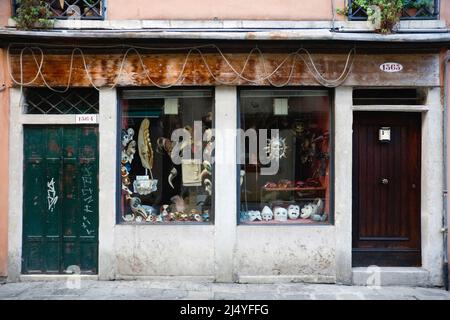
[5,42,445,286]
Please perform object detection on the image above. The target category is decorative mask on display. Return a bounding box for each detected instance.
[200,160,212,180]
[264,136,288,160]
[204,178,212,196]
[160,204,169,218]
[287,205,300,220]
[310,198,327,222]
[133,176,158,195]
[201,211,210,222]
[129,197,149,222]
[122,128,135,147]
[273,206,288,222]
[240,211,249,222]
[301,204,314,219]
[138,118,154,171]
[261,206,273,221]
[248,210,262,222]
[170,195,186,213]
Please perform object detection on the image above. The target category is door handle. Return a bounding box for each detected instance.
[381,178,389,185]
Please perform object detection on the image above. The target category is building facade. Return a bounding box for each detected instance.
[0,0,449,287]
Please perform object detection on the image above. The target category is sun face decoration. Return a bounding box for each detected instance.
[264,136,288,160]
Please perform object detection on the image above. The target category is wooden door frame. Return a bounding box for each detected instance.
[349,87,443,286]
[352,111,422,267]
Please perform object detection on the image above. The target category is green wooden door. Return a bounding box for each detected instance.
[22,125,99,274]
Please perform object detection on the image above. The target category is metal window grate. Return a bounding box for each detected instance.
[353,88,427,105]
[23,88,99,114]
[13,0,105,20]
[348,0,439,20]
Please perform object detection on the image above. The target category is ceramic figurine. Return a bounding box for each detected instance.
[287,204,300,220]
[248,210,262,222]
[261,206,274,221]
[273,206,288,222]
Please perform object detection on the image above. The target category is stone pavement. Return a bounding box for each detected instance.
[0,280,450,300]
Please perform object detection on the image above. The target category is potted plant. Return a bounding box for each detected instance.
[338,0,404,34]
[404,0,434,17]
[14,0,54,30]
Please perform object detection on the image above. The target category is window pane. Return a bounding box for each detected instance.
[119,90,214,224]
[239,89,331,224]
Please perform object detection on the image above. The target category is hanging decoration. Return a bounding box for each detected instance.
[7,44,356,91]
[264,136,288,160]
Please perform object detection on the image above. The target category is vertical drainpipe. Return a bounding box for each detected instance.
[444,55,449,291]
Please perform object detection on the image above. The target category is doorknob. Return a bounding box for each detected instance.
[381,178,389,185]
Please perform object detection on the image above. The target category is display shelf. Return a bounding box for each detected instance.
[262,186,325,192]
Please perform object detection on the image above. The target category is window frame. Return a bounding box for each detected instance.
[116,87,216,225]
[236,86,335,226]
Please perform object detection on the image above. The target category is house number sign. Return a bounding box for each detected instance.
[76,114,97,124]
[380,62,403,73]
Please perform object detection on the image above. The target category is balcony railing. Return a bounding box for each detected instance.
[348,0,439,20]
[13,0,105,20]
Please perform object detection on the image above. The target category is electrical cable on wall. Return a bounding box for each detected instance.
[7,43,356,91]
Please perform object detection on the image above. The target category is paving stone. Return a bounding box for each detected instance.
[0,281,448,300]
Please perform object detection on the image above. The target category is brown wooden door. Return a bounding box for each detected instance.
[352,112,421,267]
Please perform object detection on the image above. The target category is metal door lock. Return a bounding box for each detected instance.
[381,178,389,185]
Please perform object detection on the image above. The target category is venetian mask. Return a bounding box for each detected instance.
[301,204,314,219]
[248,210,262,222]
[273,206,288,222]
[261,206,273,221]
[287,205,300,220]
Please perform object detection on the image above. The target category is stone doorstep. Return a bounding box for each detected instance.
[352,267,431,287]
[19,275,99,282]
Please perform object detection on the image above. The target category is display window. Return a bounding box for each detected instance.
[118,89,214,224]
[238,89,332,224]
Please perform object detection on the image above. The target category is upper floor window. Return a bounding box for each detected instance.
[348,0,439,20]
[14,0,105,20]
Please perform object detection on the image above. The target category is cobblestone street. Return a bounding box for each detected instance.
[0,280,449,300]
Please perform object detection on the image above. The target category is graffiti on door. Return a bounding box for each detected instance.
[47,177,58,212]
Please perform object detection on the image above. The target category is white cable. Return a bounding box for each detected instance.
[7,44,356,91]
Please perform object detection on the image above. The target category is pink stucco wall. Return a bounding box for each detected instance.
[0,0,11,27]
[108,0,345,20]
[442,0,450,27]
[0,49,9,278]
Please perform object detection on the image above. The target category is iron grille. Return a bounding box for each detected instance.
[348,0,439,20]
[13,0,105,20]
[23,88,99,114]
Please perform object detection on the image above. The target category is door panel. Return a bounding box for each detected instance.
[22,126,99,274]
[352,112,421,267]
